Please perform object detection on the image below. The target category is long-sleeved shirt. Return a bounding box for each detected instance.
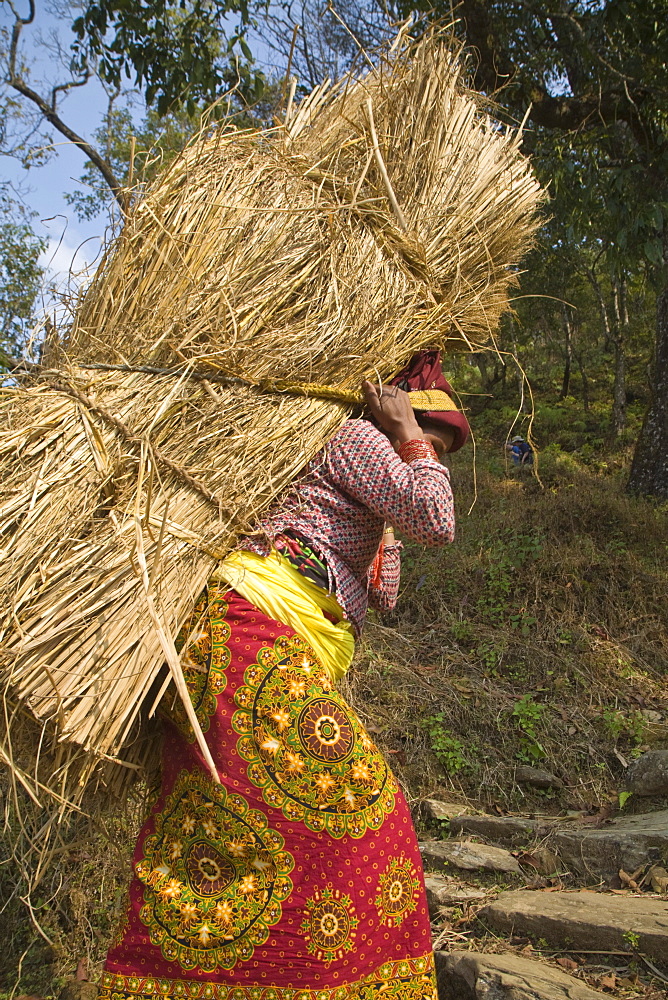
[240,418,455,636]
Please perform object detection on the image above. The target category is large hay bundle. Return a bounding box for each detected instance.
[0,33,541,792]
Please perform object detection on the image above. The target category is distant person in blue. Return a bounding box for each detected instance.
[508,435,533,467]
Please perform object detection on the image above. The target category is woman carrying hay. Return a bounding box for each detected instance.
[99,351,469,1000]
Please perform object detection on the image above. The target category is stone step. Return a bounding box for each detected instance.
[447,809,668,882]
[424,873,486,916]
[435,950,608,1000]
[449,814,541,845]
[420,839,522,875]
[547,810,668,882]
[480,889,668,965]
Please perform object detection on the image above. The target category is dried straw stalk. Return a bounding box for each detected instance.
[0,32,542,799]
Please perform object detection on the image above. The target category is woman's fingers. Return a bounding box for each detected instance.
[362,379,379,402]
[362,379,390,418]
[361,380,420,437]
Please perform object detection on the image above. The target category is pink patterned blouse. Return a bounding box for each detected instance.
[241,418,455,636]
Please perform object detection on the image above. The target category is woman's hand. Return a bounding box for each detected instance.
[362,380,424,444]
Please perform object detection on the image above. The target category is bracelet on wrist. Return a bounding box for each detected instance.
[397,438,438,464]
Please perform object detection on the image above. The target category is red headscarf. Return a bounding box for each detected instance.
[389,350,470,452]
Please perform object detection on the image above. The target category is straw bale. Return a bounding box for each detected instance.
[0,32,542,798]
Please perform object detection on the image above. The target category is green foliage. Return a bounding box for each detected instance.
[72,0,268,115]
[600,707,647,750]
[477,529,543,623]
[511,694,547,762]
[623,929,641,951]
[422,714,470,774]
[0,193,45,366]
[512,694,545,736]
[403,0,668,491]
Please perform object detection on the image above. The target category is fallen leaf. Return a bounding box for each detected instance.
[76,958,88,982]
[648,864,668,894]
[556,957,579,971]
[598,974,616,989]
[518,852,541,869]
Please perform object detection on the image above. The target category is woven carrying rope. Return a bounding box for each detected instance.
[72,364,462,412]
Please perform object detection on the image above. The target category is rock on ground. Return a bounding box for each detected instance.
[423,799,473,821]
[435,950,608,1000]
[515,766,564,790]
[547,809,668,881]
[480,889,668,964]
[626,750,668,796]
[420,839,522,875]
[450,814,540,845]
[424,873,486,915]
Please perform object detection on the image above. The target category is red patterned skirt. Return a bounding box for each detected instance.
[99,586,436,1000]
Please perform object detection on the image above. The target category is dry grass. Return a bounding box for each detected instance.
[1,448,666,994]
[0,30,542,805]
[345,454,668,812]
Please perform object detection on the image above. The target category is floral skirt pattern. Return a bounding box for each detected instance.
[99,586,436,1000]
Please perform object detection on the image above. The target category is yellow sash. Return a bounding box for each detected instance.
[212,549,355,683]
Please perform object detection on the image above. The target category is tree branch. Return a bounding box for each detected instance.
[458,0,653,144]
[5,3,127,212]
[458,0,516,95]
[51,71,91,113]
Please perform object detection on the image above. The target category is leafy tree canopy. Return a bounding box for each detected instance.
[0,190,45,368]
[72,0,268,114]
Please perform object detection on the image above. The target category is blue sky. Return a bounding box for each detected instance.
[2,6,113,302]
[1,4,282,311]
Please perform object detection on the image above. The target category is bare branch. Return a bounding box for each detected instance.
[51,70,91,113]
[5,3,127,212]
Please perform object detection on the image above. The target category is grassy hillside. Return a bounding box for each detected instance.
[1,425,667,997]
[351,442,668,816]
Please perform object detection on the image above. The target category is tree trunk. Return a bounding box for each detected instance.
[628,272,668,497]
[509,322,527,412]
[575,352,590,412]
[588,267,612,351]
[474,351,489,389]
[560,306,573,399]
[609,276,627,440]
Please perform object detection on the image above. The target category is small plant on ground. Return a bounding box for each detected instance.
[423,713,470,774]
[623,929,641,951]
[600,708,647,753]
[512,693,547,762]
